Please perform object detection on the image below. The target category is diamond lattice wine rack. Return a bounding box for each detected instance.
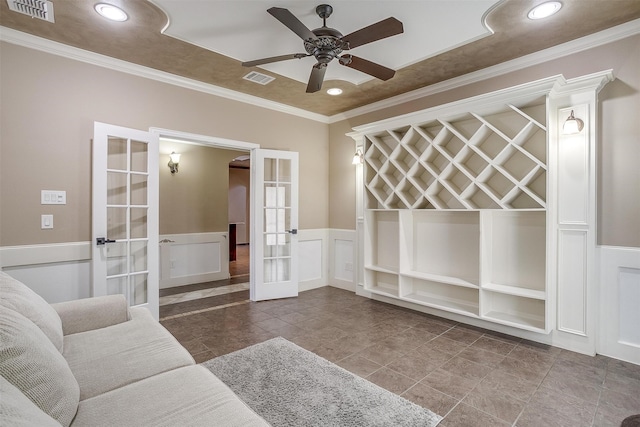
[363,101,547,210]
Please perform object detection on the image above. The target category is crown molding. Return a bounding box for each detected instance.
[2,18,639,125]
[328,18,640,124]
[0,26,332,124]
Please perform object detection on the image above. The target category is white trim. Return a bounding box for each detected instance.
[0,242,91,267]
[0,27,330,124]
[151,128,260,150]
[2,19,639,124]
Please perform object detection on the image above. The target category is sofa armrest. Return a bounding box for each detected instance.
[51,294,130,335]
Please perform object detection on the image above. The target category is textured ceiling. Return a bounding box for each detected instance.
[1,0,639,116]
[154,0,497,86]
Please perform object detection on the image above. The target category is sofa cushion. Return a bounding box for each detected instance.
[0,375,62,427]
[63,306,194,400]
[0,307,80,427]
[52,294,130,335]
[72,365,270,427]
[0,271,64,352]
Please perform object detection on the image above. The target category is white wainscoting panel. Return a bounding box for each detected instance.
[329,229,356,291]
[598,246,640,365]
[297,229,328,291]
[619,268,640,346]
[1,242,92,302]
[3,261,91,303]
[160,232,228,288]
[557,229,588,336]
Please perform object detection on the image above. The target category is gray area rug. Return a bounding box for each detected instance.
[202,337,442,427]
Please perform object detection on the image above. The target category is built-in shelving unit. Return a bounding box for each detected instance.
[352,71,613,354]
[357,93,552,333]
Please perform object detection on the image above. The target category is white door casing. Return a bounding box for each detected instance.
[251,149,299,301]
[92,122,159,319]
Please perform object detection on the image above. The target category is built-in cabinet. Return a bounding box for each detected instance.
[351,72,613,343]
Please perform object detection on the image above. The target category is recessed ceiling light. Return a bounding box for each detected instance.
[327,88,343,96]
[94,3,128,22]
[527,2,562,20]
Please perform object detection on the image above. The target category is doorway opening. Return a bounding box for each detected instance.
[157,139,252,318]
[229,155,251,281]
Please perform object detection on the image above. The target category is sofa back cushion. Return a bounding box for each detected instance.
[0,307,79,427]
[0,375,62,427]
[0,272,64,352]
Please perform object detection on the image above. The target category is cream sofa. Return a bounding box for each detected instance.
[0,272,270,427]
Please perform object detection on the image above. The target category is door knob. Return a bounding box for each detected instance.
[96,237,116,245]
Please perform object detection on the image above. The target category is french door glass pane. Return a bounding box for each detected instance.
[277,159,291,182]
[263,233,290,257]
[107,172,127,205]
[107,277,126,295]
[106,242,127,276]
[264,159,276,181]
[107,208,127,239]
[130,140,148,173]
[107,137,127,171]
[263,158,292,183]
[132,274,148,305]
[130,208,148,239]
[130,241,148,272]
[130,174,148,206]
[264,258,290,283]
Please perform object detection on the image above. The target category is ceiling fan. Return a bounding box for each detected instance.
[242,4,404,93]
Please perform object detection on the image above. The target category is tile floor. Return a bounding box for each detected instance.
[160,286,640,427]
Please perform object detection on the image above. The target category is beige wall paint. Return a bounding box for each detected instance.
[328,120,358,230]
[328,35,640,247]
[159,141,241,235]
[0,42,328,246]
[229,166,251,243]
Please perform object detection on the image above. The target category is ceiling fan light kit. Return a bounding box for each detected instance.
[242,4,404,93]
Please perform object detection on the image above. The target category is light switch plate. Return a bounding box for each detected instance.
[41,190,66,205]
[41,214,53,229]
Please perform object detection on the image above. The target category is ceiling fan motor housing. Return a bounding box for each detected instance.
[304,26,345,63]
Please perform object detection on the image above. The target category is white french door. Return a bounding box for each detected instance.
[92,122,159,319]
[251,149,299,301]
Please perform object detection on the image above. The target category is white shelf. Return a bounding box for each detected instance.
[482,282,545,300]
[481,290,546,332]
[401,277,480,317]
[364,269,399,298]
[402,271,478,289]
[482,310,545,332]
[364,210,399,272]
[481,211,546,294]
[405,211,480,284]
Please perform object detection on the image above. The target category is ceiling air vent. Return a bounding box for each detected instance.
[243,72,275,86]
[6,0,55,23]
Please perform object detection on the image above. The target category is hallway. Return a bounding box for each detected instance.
[159,244,250,319]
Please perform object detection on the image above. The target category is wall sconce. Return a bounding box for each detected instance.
[563,110,584,135]
[168,152,181,174]
[352,149,363,165]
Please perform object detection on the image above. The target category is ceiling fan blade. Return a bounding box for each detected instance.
[242,53,309,67]
[306,64,327,93]
[341,17,403,49]
[340,55,396,81]
[268,7,318,41]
